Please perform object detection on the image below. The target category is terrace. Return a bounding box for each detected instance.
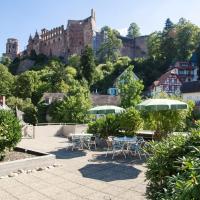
[0,128,147,200]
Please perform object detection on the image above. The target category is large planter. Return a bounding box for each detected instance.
[0,147,55,177]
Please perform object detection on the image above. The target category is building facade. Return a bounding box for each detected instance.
[150,70,182,96]
[27,9,96,59]
[171,61,198,82]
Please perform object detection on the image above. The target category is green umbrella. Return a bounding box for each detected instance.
[88,105,125,114]
[136,98,188,111]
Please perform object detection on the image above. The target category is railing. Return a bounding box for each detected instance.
[35,123,86,126]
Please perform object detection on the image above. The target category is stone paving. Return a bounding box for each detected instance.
[0,133,147,200]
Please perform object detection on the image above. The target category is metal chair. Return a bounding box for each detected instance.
[88,136,96,150]
[112,140,126,159]
[71,135,83,150]
[129,137,147,159]
[105,136,114,157]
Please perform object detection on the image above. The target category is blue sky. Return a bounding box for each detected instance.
[1,0,200,55]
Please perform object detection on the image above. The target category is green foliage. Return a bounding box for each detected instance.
[0,56,12,66]
[164,18,174,30]
[49,81,91,123]
[14,70,47,105]
[145,131,200,200]
[88,108,143,138]
[117,65,144,108]
[0,110,22,160]
[134,18,200,89]
[6,97,38,125]
[88,114,120,138]
[97,26,122,63]
[68,54,81,69]
[92,57,131,93]
[142,100,194,138]
[0,64,14,96]
[80,46,96,85]
[119,107,143,136]
[127,22,140,38]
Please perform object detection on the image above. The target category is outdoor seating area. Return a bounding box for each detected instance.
[67,133,148,160]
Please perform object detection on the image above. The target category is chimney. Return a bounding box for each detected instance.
[0,96,6,106]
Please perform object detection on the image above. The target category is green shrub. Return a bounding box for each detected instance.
[0,110,22,160]
[145,131,200,200]
[88,114,120,138]
[119,107,143,136]
[88,108,143,138]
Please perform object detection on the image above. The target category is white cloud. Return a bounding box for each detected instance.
[117,27,127,36]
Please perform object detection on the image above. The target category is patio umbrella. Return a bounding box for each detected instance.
[88,105,125,114]
[136,98,188,111]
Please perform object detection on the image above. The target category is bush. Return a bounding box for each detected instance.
[88,108,143,138]
[88,114,120,138]
[119,107,143,136]
[0,110,22,160]
[145,131,200,200]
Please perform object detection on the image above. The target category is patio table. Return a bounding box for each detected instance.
[114,136,137,144]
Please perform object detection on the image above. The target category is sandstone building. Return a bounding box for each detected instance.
[4,9,148,61]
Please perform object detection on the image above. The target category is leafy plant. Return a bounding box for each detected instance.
[145,131,200,200]
[0,110,22,160]
[88,108,143,138]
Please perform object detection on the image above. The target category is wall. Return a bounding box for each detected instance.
[33,124,88,138]
[182,92,200,102]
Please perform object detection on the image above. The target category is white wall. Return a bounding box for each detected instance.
[33,124,88,138]
[182,92,200,103]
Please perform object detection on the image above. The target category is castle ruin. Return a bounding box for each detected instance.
[4,9,148,61]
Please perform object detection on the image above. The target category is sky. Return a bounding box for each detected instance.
[1,0,200,56]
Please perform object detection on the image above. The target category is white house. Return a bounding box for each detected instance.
[181,81,200,110]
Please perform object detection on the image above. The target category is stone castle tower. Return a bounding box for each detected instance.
[4,38,19,60]
[26,9,96,59]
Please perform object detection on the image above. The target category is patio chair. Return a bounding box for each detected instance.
[129,138,147,159]
[105,136,114,157]
[71,135,83,151]
[88,136,96,150]
[112,140,126,159]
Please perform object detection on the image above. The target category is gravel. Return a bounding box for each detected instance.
[0,150,37,163]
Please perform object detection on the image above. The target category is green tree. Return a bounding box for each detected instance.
[0,64,14,96]
[97,26,122,62]
[68,54,80,69]
[49,81,91,123]
[175,19,200,60]
[127,22,140,38]
[15,71,39,99]
[0,110,22,160]
[117,65,144,108]
[164,18,174,30]
[0,56,12,66]
[6,97,38,125]
[80,46,96,85]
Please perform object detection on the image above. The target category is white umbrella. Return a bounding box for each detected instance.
[88,105,125,114]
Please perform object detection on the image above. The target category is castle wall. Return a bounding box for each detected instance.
[40,26,66,57]
[133,36,148,58]
[6,10,148,62]
[67,20,85,55]
[119,37,135,58]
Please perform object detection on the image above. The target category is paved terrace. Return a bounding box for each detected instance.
[0,131,147,200]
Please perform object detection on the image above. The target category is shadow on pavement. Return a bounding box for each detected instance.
[79,162,142,182]
[89,153,146,165]
[49,148,86,159]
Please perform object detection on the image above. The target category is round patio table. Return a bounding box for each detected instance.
[113,136,137,143]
